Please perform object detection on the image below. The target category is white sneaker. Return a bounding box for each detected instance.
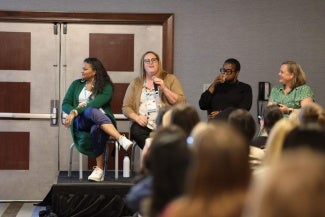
[88,166,104,182]
[118,135,133,151]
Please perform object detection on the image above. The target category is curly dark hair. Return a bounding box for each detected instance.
[84,57,114,98]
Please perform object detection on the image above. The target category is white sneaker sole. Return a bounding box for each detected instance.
[88,176,104,182]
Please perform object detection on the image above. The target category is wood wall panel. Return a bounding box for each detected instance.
[0,132,30,170]
[110,83,129,114]
[0,82,30,115]
[0,11,174,73]
[89,34,134,72]
[0,32,31,70]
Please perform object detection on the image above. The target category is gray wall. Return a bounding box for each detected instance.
[2,0,325,121]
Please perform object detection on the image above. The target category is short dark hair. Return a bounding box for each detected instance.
[224,58,241,71]
[264,105,284,134]
[283,124,325,153]
[228,109,256,142]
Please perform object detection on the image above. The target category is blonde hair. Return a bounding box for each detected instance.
[188,122,251,197]
[166,121,251,217]
[281,61,307,88]
[263,118,297,165]
[244,149,325,217]
[299,102,325,128]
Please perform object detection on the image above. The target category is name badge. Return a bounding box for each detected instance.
[147,99,157,113]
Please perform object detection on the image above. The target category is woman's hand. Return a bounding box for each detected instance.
[77,102,87,108]
[277,104,290,114]
[64,113,75,127]
[153,77,165,91]
[136,115,148,127]
[208,111,220,119]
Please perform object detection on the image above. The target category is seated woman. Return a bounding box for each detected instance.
[268,61,314,116]
[62,57,133,182]
[122,51,186,149]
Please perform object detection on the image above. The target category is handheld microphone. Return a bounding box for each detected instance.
[152,76,159,92]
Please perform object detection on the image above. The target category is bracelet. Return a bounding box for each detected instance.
[70,109,78,117]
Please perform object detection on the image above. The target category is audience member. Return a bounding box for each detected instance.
[162,104,200,136]
[125,106,172,214]
[260,118,297,167]
[243,149,325,217]
[283,123,325,153]
[298,102,325,128]
[126,105,200,216]
[147,125,191,217]
[227,109,265,170]
[162,122,251,217]
[199,58,252,120]
[268,61,314,116]
[252,105,284,149]
[122,51,186,149]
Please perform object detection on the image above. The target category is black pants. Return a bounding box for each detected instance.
[130,122,152,149]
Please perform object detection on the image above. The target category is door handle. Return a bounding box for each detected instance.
[0,109,58,126]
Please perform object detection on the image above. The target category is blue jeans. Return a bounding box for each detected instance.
[73,107,113,157]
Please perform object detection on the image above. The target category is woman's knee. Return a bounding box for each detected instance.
[83,107,96,118]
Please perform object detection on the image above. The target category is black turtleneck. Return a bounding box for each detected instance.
[199,80,252,115]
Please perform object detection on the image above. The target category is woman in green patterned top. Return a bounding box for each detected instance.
[268,61,314,115]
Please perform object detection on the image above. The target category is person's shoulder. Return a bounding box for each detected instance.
[130,76,142,86]
[272,84,283,90]
[103,82,113,89]
[130,76,141,82]
[238,81,252,89]
[296,84,312,90]
[71,79,84,86]
[164,72,177,80]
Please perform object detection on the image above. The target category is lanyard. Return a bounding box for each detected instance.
[144,80,161,114]
[144,80,160,101]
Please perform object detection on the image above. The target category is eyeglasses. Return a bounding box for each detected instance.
[220,68,236,75]
[144,58,158,64]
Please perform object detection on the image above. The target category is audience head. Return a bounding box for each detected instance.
[298,102,325,128]
[283,123,325,153]
[148,125,191,217]
[155,105,172,127]
[187,121,251,197]
[263,105,284,134]
[263,118,297,166]
[228,109,256,142]
[244,149,325,217]
[163,104,200,136]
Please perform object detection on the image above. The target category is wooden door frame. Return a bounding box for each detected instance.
[0,10,174,73]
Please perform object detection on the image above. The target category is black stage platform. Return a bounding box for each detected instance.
[50,171,135,217]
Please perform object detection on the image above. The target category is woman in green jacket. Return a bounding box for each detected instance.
[62,57,132,182]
